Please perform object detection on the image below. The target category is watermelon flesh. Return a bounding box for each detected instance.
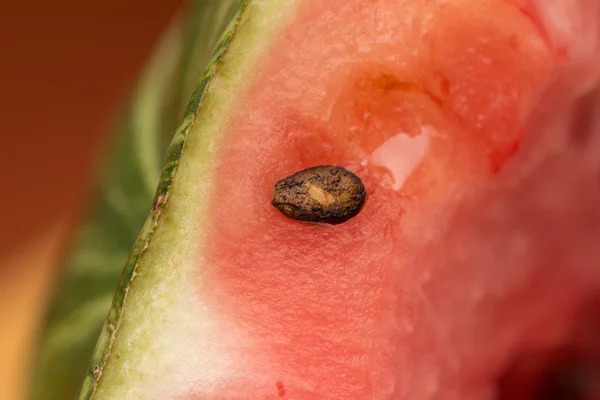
[197,0,555,398]
[86,0,600,399]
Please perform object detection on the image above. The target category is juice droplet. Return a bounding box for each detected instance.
[368,126,434,191]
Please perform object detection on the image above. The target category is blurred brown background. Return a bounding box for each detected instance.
[0,1,185,398]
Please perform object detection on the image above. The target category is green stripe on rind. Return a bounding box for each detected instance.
[29,2,240,399]
[77,2,248,399]
[162,1,242,145]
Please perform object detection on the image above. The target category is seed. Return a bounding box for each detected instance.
[271,165,366,224]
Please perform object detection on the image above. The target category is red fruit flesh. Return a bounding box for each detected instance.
[183,0,600,399]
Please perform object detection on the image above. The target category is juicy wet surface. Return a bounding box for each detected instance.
[183,0,600,399]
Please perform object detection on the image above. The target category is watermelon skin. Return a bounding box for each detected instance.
[77,2,249,398]
[29,2,243,400]
[81,0,600,399]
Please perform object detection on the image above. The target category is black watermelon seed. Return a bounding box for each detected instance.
[271,165,366,224]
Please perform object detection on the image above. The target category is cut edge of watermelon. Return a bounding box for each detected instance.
[80,1,302,398]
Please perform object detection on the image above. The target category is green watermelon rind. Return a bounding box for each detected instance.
[30,2,244,398]
[77,2,249,398]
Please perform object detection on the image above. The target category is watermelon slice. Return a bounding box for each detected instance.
[80,0,600,399]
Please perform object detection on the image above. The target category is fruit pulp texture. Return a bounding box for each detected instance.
[187,0,576,398]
